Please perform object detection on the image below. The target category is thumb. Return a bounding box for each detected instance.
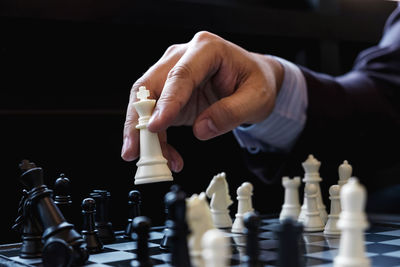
[192,84,273,140]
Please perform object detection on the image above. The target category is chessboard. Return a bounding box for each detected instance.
[3,215,400,266]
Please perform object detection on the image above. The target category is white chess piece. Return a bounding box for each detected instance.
[242,182,254,213]
[206,172,233,228]
[202,228,230,267]
[324,185,341,236]
[232,182,254,233]
[338,160,352,187]
[298,155,328,224]
[186,192,215,257]
[334,177,370,267]
[133,86,173,185]
[279,176,301,222]
[303,183,325,232]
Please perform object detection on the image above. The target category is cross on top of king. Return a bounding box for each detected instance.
[137,86,150,101]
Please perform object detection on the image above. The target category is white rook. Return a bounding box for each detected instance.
[279,176,301,222]
[133,86,173,185]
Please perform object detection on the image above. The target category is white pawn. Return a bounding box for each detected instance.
[334,177,370,267]
[242,182,254,213]
[298,155,328,224]
[303,183,325,232]
[338,160,352,187]
[133,86,173,185]
[202,229,230,267]
[279,177,301,222]
[324,185,341,235]
[232,182,254,233]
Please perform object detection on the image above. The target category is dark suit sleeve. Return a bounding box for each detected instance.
[301,4,400,126]
[242,4,400,188]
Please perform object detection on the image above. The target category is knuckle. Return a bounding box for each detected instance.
[164,44,181,55]
[124,115,137,132]
[193,31,216,42]
[167,64,193,81]
[192,31,224,54]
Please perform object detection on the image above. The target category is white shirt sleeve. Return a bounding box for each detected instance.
[232,56,308,153]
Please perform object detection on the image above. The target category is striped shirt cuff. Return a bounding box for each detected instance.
[233,56,308,153]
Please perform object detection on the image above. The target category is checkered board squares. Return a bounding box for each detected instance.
[4,217,400,266]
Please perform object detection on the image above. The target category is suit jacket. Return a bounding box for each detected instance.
[243,4,400,201]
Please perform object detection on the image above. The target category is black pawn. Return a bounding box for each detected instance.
[131,216,153,267]
[159,185,180,250]
[241,212,261,267]
[54,174,73,224]
[82,198,103,253]
[90,190,115,244]
[276,218,304,267]
[165,186,191,267]
[125,190,141,239]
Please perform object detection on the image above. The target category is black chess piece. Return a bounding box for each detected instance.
[81,198,103,254]
[18,162,89,267]
[12,189,43,258]
[19,159,36,172]
[165,186,192,267]
[124,190,141,239]
[275,218,305,267]
[241,211,262,267]
[159,185,180,250]
[89,190,116,243]
[131,216,153,267]
[53,173,73,224]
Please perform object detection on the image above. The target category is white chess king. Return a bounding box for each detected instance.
[133,86,173,185]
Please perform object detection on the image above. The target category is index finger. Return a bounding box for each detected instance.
[121,45,187,161]
[148,31,225,132]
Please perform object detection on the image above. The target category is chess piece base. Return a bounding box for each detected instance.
[334,257,370,267]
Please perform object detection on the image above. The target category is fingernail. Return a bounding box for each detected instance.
[121,137,131,159]
[207,119,218,134]
[169,159,177,172]
[195,118,218,139]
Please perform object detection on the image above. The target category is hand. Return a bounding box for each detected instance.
[121,31,283,172]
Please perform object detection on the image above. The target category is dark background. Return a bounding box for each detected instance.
[0,0,397,244]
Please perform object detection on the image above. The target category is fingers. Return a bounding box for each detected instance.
[193,77,275,140]
[192,53,283,140]
[166,143,184,172]
[121,100,140,161]
[148,31,225,132]
[157,131,184,173]
[121,45,186,162]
